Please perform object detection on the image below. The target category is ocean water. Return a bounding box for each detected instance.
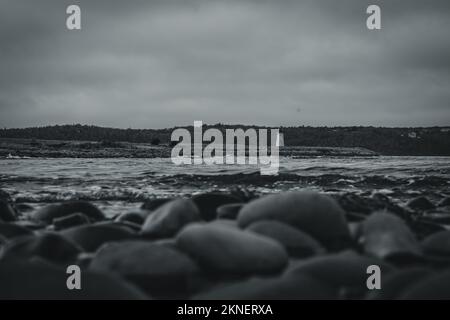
[1,156,449,217]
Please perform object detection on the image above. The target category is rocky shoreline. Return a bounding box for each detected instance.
[0,138,378,159]
[1,189,450,299]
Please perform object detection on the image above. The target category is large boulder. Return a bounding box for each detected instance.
[238,191,350,249]
[176,224,288,275]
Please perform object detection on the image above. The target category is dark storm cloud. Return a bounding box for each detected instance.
[0,0,449,128]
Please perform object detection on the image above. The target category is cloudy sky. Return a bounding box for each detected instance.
[0,0,449,129]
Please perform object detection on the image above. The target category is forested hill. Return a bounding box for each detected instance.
[1,124,450,156]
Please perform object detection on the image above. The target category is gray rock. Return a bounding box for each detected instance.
[0,222,33,239]
[1,233,82,265]
[115,211,146,225]
[422,230,450,257]
[366,268,432,300]
[287,250,393,298]
[400,269,450,299]
[61,224,135,252]
[246,220,324,258]
[53,212,90,230]
[194,273,335,300]
[407,196,435,211]
[361,211,422,263]
[0,200,16,222]
[238,191,350,250]
[33,201,105,223]
[216,203,243,220]
[438,197,450,207]
[140,198,200,239]
[0,259,148,299]
[176,223,288,275]
[90,241,199,298]
[193,193,241,221]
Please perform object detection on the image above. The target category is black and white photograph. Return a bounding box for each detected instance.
[1,0,450,303]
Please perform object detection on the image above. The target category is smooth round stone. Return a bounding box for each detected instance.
[53,213,90,230]
[287,251,392,298]
[0,222,33,239]
[422,230,450,257]
[1,233,82,264]
[33,201,105,223]
[140,198,201,239]
[0,200,17,222]
[400,270,450,299]
[194,273,335,300]
[90,241,199,298]
[61,224,135,252]
[366,268,432,300]
[115,211,146,225]
[216,203,243,220]
[361,211,422,263]
[0,259,148,299]
[407,196,435,211]
[238,191,350,250]
[247,220,324,258]
[176,224,288,275]
[192,193,241,221]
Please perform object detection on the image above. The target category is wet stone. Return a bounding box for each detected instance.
[192,193,241,221]
[33,201,105,223]
[360,211,422,263]
[176,223,288,276]
[115,211,146,225]
[0,259,148,299]
[194,273,336,300]
[400,270,450,299]
[287,250,393,298]
[238,191,351,250]
[0,222,33,239]
[0,200,17,222]
[407,196,435,211]
[438,197,450,207]
[61,224,135,252]
[366,267,432,300]
[422,231,450,258]
[53,212,90,230]
[140,198,201,239]
[246,220,324,258]
[89,241,199,298]
[216,203,243,220]
[1,233,82,265]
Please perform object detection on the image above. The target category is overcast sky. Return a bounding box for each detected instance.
[0,0,449,129]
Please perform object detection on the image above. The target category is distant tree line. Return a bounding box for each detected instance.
[1,124,449,156]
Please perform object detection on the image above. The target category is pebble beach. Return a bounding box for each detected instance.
[1,189,450,299]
